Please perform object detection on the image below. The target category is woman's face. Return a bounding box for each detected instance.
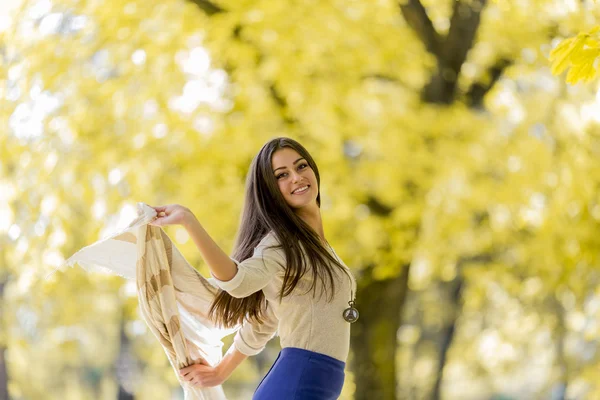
[271,147,318,210]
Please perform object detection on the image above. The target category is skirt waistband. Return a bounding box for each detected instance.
[280,347,346,368]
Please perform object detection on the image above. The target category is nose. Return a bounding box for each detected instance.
[290,171,303,183]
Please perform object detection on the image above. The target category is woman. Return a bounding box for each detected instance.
[149,137,358,399]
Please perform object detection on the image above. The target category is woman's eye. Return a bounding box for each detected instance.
[276,164,308,179]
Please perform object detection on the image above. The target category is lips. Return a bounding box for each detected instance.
[292,185,310,194]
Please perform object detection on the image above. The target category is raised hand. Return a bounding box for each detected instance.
[148,204,194,227]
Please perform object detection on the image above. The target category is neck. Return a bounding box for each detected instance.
[295,204,325,242]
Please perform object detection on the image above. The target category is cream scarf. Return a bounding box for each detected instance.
[63,202,238,400]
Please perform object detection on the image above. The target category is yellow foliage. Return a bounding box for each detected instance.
[549,26,600,84]
[3,0,600,398]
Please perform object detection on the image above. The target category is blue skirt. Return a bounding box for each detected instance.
[253,347,346,400]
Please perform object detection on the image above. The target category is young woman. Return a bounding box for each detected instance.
[149,137,358,399]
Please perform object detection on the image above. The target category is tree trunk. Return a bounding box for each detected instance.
[0,347,7,400]
[431,278,464,400]
[552,296,568,400]
[116,316,135,400]
[351,265,411,400]
[0,280,9,400]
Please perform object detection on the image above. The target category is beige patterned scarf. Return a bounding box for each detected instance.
[63,202,238,399]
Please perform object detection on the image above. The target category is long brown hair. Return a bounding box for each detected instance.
[208,137,352,328]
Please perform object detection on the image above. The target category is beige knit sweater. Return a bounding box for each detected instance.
[212,231,357,363]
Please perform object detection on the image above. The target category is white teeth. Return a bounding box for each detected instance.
[293,185,309,194]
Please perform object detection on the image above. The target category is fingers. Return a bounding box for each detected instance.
[179,365,195,376]
[183,373,196,384]
[191,378,203,388]
[179,359,207,376]
[148,206,168,226]
[181,372,201,387]
[179,365,200,380]
[148,219,162,227]
[179,361,213,388]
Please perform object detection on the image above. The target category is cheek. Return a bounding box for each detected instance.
[277,181,288,196]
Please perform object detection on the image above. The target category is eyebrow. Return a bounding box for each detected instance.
[273,157,306,173]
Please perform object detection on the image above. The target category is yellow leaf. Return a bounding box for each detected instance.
[589,26,600,35]
[549,37,576,62]
[566,60,597,84]
[549,37,581,75]
[571,48,600,65]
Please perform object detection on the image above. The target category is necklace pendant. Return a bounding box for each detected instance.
[343,300,359,323]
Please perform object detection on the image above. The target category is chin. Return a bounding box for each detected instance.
[292,199,316,209]
[287,191,317,208]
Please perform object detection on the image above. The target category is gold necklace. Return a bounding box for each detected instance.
[324,240,359,323]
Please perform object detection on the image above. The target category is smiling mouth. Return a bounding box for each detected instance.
[292,185,310,194]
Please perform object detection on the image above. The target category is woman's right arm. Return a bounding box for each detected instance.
[179,209,284,298]
[182,211,240,282]
[151,206,283,297]
[209,233,286,298]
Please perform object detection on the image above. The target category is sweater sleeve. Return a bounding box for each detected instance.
[210,233,286,298]
[233,301,279,356]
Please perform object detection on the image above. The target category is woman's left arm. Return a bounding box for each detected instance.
[179,344,248,388]
[179,302,279,387]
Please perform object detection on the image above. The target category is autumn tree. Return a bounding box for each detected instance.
[2,0,600,399]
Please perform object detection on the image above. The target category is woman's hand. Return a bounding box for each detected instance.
[148,204,194,228]
[179,357,225,388]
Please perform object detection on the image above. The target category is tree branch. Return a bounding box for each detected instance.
[187,0,225,15]
[399,0,443,57]
[417,0,489,104]
[457,251,496,267]
[229,26,298,128]
[465,58,512,109]
[361,73,414,91]
[444,0,487,75]
[366,195,394,216]
[269,84,298,126]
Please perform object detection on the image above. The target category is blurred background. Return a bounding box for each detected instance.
[2,0,600,399]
